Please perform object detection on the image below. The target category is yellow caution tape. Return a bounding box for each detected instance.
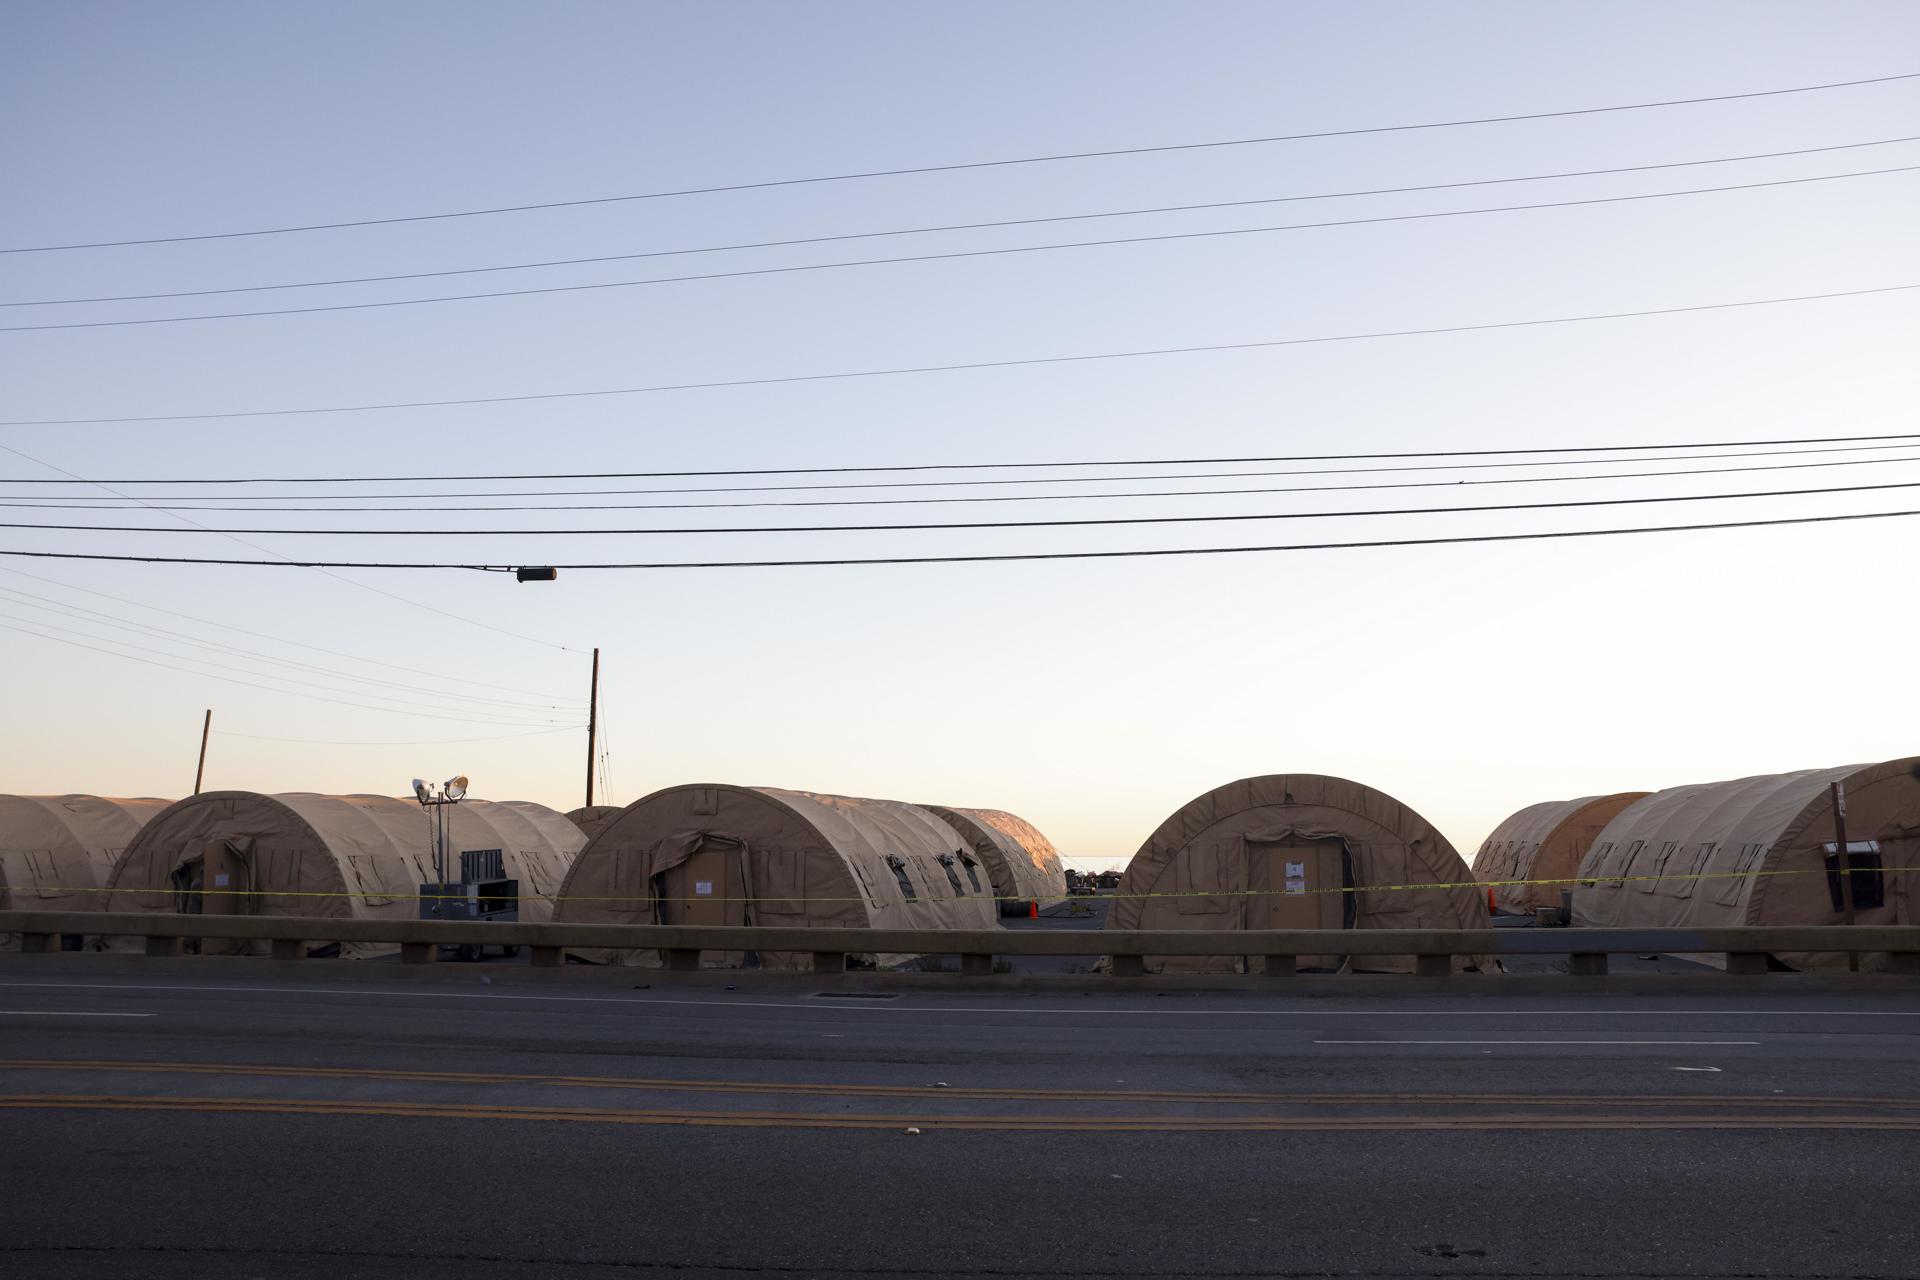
[14,860,1908,909]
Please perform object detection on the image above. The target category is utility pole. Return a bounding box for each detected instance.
[193,709,212,795]
[585,647,600,809]
[1831,780,1858,973]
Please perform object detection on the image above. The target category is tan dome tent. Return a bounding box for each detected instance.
[101,792,583,956]
[565,804,624,843]
[1107,773,1487,972]
[471,799,586,904]
[923,805,1068,914]
[1474,792,1648,915]
[1573,758,1920,968]
[555,784,1001,968]
[0,795,171,947]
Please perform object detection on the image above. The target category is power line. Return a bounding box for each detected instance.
[0,439,581,656]
[213,725,584,746]
[0,609,570,724]
[2,508,1914,570]
[3,431,1916,486]
[11,136,1916,309]
[8,478,1913,538]
[7,70,1915,254]
[0,562,583,702]
[5,451,1917,515]
[3,441,1911,502]
[6,282,1911,426]
[0,617,575,723]
[8,165,1914,332]
[0,583,582,712]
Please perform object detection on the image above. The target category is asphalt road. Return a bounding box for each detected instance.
[1,970,1917,1279]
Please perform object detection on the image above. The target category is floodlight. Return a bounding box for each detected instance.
[412,779,431,803]
[445,775,469,801]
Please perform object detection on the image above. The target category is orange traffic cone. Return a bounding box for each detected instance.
[1029,900,1038,919]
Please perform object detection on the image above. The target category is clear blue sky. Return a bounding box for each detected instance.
[2,1,1916,867]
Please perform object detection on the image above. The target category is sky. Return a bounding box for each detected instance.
[1,1,1916,871]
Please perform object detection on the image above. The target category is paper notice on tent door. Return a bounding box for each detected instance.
[1284,879,1307,895]
[1285,862,1306,878]
[694,881,714,896]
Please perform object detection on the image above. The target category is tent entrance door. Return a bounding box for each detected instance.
[199,839,252,917]
[1250,836,1349,930]
[659,836,741,928]
[1246,835,1351,971]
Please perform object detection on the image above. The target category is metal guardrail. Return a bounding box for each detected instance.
[5,910,1919,976]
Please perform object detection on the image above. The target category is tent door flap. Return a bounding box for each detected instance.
[189,838,255,918]
[659,835,742,928]
[1248,835,1349,933]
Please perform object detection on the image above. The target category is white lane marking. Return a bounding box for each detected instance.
[0,1010,154,1018]
[0,982,1914,1018]
[1672,1066,1724,1072]
[1315,1039,1760,1045]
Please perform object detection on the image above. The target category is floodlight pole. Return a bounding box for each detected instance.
[192,709,212,795]
[585,646,600,809]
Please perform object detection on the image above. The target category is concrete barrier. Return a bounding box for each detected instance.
[4,910,1917,975]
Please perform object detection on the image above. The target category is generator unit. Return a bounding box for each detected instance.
[419,848,519,959]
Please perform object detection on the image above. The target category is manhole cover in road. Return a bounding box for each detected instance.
[810,992,904,1000]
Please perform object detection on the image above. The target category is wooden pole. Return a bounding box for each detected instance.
[1831,780,1858,973]
[585,647,600,809]
[192,709,211,795]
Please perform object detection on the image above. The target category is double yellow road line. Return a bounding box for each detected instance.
[2,1059,1914,1132]
[3,1094,1917,1132]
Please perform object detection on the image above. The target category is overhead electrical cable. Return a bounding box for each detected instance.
[0,584,582,712]
[0,618,578,724]
[2,430,1915,484]
[6,282,1911,426]
[6,165,1915,332]
[9,136,1916,308]
[0,439,581,656]
[0,611,571,724]
[213,725,586,747]
[5,452,1918,515]
[2,442,1911,503]
[6,479,1910,537]
[3,509,1915,569]
[7,69,1915,253]
[0,563,583,702]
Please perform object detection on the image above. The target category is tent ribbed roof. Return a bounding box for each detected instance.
[106,792,581,932]
[0,794,171,910]
[1571,759,1920,944]
[553,783,1002,961]
[756,789,973,867]
[1473,791,1649,913]
[924,805,1067,906]
[1583,767,1857,873]
[1478,796,1617,860]
[565,804,625,843]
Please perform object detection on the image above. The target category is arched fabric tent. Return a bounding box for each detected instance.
[470,798,587,908]
[1,795,171,946]
[1473,792,1648,915]
[1107,773,1487,972]
[1573,759,1920,969]
[554,784,1001,968]
[565,804,624,844]
[923,805,1067,914]
[101,792,583,956]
